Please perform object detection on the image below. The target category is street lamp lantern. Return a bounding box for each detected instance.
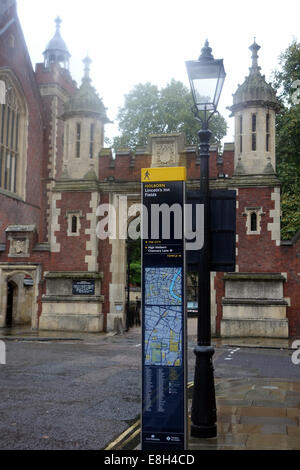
[185,40,226,115]
[185,40,225,439]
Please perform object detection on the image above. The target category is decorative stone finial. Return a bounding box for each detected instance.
[249,37,261,74]
[83,56,92,82]
[55,16,62,32]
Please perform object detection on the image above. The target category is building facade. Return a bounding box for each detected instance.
[0,2,299,337]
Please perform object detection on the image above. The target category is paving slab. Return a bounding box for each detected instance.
[188,378,300,450]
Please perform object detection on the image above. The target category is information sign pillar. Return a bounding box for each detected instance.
[141,167,187,451]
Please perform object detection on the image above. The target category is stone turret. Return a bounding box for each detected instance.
[229,40,280,176]
[62,56,109,121]
[43,17,71,70]
[61,57,110,180]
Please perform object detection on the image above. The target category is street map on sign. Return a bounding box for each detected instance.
[145,267,182,306]
[144,268,183,367]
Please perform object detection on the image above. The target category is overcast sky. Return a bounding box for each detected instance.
[17,0,299,144]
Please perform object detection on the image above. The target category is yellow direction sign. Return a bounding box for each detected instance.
[141,167,186,183]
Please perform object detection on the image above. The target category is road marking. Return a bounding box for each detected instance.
[105,419,141,450]
[119,427,141,449]
[224,347,240,361]
[105,381,194,450]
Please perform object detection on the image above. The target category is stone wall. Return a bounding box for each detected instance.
[221,273,288,337]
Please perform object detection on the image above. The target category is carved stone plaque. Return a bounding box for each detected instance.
[149,134,185,168]
[11,238,26,255]
[155,142,175,164]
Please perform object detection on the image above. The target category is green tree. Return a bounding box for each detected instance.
[271,40,300,239]
[112,79,227,151]
[128,238,141,286]
[272,40,300,107]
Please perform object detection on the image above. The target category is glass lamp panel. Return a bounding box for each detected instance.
[191,77,218,110]
[186,60,223,110]
[213,73,225,108]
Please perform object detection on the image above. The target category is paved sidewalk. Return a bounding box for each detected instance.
[0,325,108,341]
[188,318,300,450]
[0,319,296,348]
[188,378,300,450]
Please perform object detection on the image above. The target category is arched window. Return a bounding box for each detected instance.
[76,122,81,158]
[244,207,263,235]
[266,113,270,152]
[251,114,256,151]
[0,71,27,197]
[239,115,243,153]
[89,123,94,159]
[67,211,81,236]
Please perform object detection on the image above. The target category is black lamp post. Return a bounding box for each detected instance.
[125,239,131,331]
[186,40,226,438]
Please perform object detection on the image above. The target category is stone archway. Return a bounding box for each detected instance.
[0,265,40,329]
[6,273,31,327]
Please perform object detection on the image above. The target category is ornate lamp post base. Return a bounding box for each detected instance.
[191,345,217,438]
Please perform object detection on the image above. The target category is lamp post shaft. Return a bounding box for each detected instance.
[197,127,211,346]
[190,125,217,438]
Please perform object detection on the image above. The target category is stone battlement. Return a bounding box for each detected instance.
[98,135,234,182]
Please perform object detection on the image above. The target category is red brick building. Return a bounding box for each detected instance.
[0,1,299,337]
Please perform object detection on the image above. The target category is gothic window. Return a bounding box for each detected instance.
[64,124,69,158]
[0,73,26,197]
[266,113,270,152]
[66,211,81,236]
[243,207,264,235]
[251,114,256,151]
[76,123,81,158]
[239,115,243,153]
[89,123,94,159]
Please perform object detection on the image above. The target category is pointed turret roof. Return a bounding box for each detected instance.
[62,56,110,122]
[43,17,71,70]
[44,17,70,56]
[229,39,279,114]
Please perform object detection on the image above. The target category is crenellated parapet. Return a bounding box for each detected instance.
[98,133,235,184]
